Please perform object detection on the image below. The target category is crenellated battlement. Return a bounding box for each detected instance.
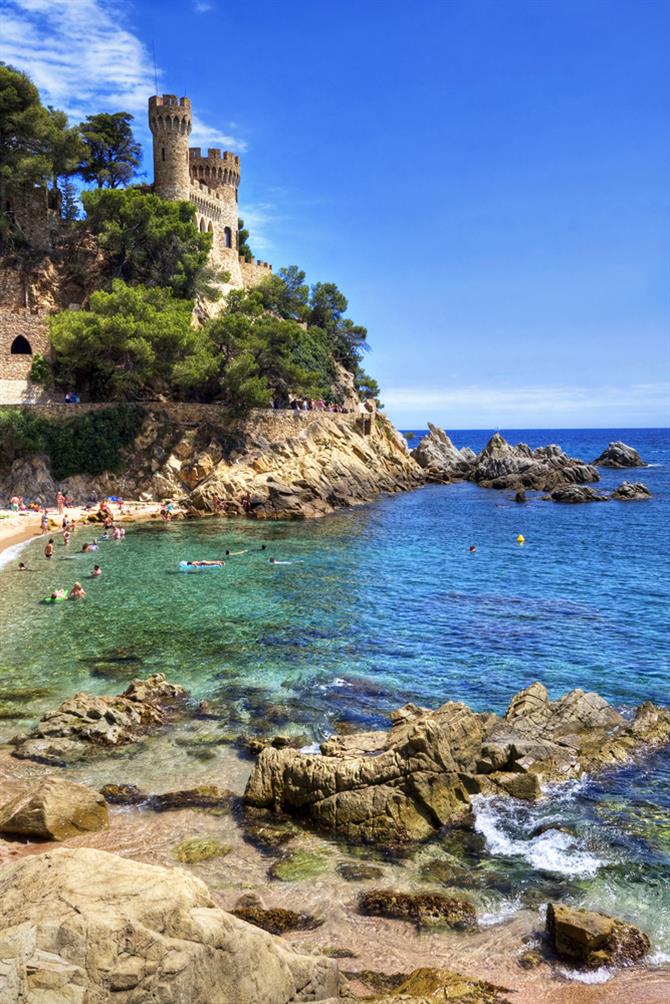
[149,94,192,137]
[189,147,240,189]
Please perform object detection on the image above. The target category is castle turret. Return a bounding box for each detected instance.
[148,95,192,200]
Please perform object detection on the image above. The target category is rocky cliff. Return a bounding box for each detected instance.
[1,404,424,519]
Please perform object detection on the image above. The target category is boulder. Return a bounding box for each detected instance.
[0,778,108,841]
[362,968,511,1003]
[470,434,599,491]
[410,425,474,482]
[549,485,609,503]
[245,681,670,846]
[231,907,323,935]
[546,902,650,967]
[357,890,477,932]
[610,481,652,501]
[10,674,187,765]
[592,441,647,468]
[0,848,342,1003]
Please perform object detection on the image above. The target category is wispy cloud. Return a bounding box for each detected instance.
[193,0,213,11]
[0,0,244,149]
[238,201,280,255]
[382,382,670,426]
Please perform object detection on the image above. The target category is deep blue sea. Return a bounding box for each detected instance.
[1,426,668,961]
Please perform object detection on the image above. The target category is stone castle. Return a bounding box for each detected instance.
[149,94,272,291]
[0,94,273,402]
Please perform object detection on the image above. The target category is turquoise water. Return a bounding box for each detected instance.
[1,427,669,959]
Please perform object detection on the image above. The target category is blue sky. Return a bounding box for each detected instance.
[1,0,668,428]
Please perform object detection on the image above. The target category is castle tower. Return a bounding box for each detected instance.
[148,95,192,200]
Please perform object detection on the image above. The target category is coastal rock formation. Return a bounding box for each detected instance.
[189,409,423,519]
[0,778,108,840]
[0,848,343,1003]
[244,682,670,845]
[10,674,187,765]
[410,424,473,482]
[2,453,55,503]
[610,481,652,501]
[358,968,511,1004]
[592,441,647,468]
[546,903,650,968]
[549,485,609,503]
[469,433,599,491]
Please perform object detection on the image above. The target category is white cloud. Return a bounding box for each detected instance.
[193,0,213,11]
[0,0,244,149]
[382,382,670,427]
[238,201,279,255]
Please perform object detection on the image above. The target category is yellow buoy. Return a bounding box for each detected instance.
[516,534,525,544]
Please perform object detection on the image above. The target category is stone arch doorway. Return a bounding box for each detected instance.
[10,335,32,355]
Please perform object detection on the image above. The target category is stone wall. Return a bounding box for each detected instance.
[0,308,50,380]
[239,258,273,287]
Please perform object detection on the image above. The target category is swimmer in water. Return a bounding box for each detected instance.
[91,564,102,577]
[225,549,248,556]
[69,581,86,599]
[469,545,476,554]
[49,589,66,600]
[17,562,30,571]
[44,539,54,559]
[185,560,225,567]
[268,558,303,565]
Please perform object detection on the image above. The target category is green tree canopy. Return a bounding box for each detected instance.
[237,217,252,259]
[0,63,81,198]
[82,188,219,299]
[77,112,141,189]
[50,280,196,400]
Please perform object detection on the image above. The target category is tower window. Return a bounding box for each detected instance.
[161,147,165,161]
[224,226,232,248]
[11,335,32,355]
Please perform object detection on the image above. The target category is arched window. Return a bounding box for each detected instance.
[223,226,232,248]
[161,147,165,161]
[199,218,206,233]
[11,335,32,355]
[207,221,213,233]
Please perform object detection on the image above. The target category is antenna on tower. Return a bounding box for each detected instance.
[152,41,159,94]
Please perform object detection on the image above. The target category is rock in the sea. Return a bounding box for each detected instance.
[337,862,385,882]
[610,481,652,501]
[173,838,231,863]
[244,681,670,846]
[549,485,609,503]
[231,907,323,935]
[546,902,650,968]
[10,674,187,765]
[269,849,331,882]
[592,441,647,468]
[0,848,343,1003]
[0,778,108,841]
[363,967,511,1003]
[410,424,474,482]
[358,889,477,931]
[148,784,234,812]
[470,433,599,491]
[100,783,148,805]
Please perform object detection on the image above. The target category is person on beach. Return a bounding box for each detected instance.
[44,539,54,559]
[62,514,70,530]
[91,564,102,577]
[56,491,65,515]
[69,581,86,599]
[40,510,49,533]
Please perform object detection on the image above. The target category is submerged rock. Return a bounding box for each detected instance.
[0,778,108,841]
[592,441,647,468]
[10,674,187,765]
[244,681,670,846]
[546,902,650,968]
[337,862,385,882]
[269,849,331,882]
[231,907,323,935]
[100,783,148,805]
[357,889,477,932]
[0,848,342,1003]
[366,967,512,1003]
[148,784,234,813]
[610,481,652,501]
[173,838,231,863]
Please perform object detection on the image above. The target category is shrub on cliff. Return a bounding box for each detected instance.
[0,404,144,478]
[81,188,222,300]
[50,281,196,401]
